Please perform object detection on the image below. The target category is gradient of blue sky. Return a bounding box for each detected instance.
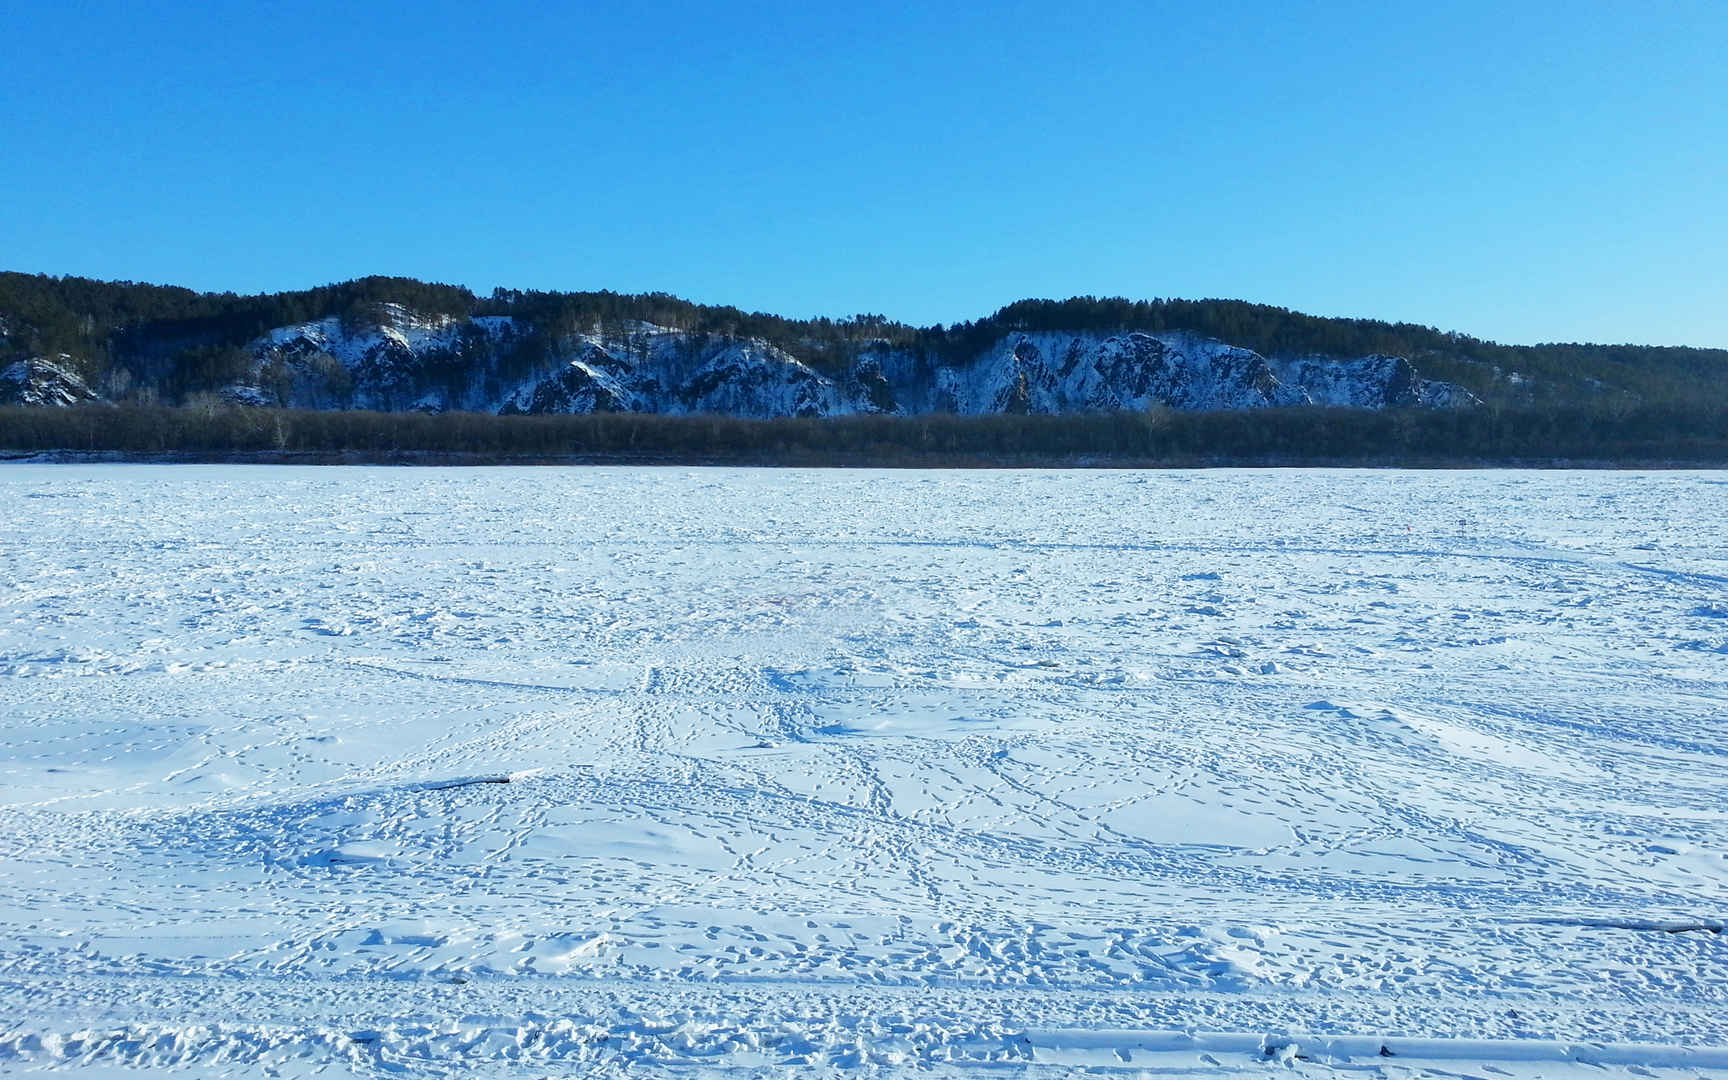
[4,0,1724,345]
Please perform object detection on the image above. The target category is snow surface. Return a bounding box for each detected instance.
[2,466,1725,1078]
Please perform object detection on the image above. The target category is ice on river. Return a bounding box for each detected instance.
[1,465,1725,1078]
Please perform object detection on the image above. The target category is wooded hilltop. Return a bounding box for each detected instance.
[3,272,1725,464]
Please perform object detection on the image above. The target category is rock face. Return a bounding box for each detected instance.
[934,332,1311,414]
[1270,354,1477,409]
[0,356,102,407]
[489,330,845,418]
[246,305,527,412]
[5,301,1483,416]
[231,309,1482,417]
[498,346,629,415]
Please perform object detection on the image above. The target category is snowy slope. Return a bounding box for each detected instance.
[1272,353,1481,408]
[251,312,852,418]
[934,331,1309,413]
[532,325,846,418]
[2,466,1724,1077]
[197,305,1482,418]
[0,356,101,407]
[249,305,526,411]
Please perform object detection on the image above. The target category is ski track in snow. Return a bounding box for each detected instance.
[1,465,1725,1078]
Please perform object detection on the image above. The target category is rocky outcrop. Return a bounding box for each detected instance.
[499,346,629,415]
[944,332,1310,414]
[10,301,1478,419]
[1271,354,1482,408]
[252,306,525,412]
[0,356,102,407]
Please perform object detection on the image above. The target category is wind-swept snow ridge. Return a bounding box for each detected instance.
[2,466,1724,1077]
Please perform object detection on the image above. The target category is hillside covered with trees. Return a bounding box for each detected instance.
[4,271,1726,411]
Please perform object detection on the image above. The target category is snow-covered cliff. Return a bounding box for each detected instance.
[11,301,1481,416]
[0,356,102,408]
[928,331,1309,414]
[1270,353,1477,409]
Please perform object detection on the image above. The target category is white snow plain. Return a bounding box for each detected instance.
[1,465,1725,1078]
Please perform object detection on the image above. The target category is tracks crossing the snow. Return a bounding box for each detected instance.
[1,465,1725,1076]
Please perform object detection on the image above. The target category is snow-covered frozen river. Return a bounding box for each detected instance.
[2,465,1725,1077]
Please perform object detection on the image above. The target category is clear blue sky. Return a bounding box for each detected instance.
[4,1,1724,346]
